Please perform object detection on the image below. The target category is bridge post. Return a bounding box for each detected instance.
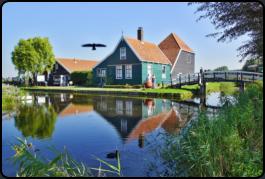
[162,81,164,88]
[239,83,245,93]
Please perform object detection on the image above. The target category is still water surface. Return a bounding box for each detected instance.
[2,90,237,177]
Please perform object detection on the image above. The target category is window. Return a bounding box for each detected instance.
[116,101,123,114]
[116,65,122,79]
[126,101,132,116]
[120,47,126,60]
[162,65,166,78]
[125,65,132,79]
[97,69,101,77]
[148,64,152,77]
[121,119,127,133]
[187,54,191,63]
[101,69,106,77]
[55,63,58,69]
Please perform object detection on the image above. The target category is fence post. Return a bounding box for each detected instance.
[188,74,190,84]
[162,81,164,88]
[171,78,172,88]
[253,73,255,82]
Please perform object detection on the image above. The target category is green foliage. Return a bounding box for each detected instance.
[11,37,56,85]
[219,82,236,89]
[8,137,123,177]
[133,85,142,89]
[188,2,263,62]
[14,105,57,139]
[145,82,263,177]
[214,66,229,71]
[241,59,260,72]
[70,71,92,85]
[103,85,133,88]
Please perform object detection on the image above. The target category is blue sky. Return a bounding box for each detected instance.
[2,2,249,78]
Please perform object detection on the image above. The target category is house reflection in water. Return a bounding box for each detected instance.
[93,96,194,148]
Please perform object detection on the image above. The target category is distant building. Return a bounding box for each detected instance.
[44,58,99,86]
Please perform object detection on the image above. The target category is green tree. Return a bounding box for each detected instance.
[11,37,56,85]
[214,66,229,71]
[14,104,57,139]
[242,59,259,72]
[188,2,263,62]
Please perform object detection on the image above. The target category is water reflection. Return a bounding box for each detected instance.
[14,104,57,139]
[93,96,195,148]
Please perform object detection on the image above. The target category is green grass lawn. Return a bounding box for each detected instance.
[19,82,238,96]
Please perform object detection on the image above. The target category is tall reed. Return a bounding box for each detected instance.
[8,137,122,177]
[145,82,263,177]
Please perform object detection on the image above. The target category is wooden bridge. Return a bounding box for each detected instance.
[163,71,263,94]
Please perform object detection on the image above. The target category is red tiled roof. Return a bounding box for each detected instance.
[56,58,100,72]
[58,104,93,117]
[124,37,171,65]
[171,33,194,53]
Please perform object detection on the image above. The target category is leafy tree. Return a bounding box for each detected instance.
[241,59,259,72]
[14,104,57,139]
[11,37,56,85]
[214,66,229,71]
[188,2,263,62]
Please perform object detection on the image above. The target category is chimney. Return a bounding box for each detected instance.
[137,27,143,42]
[74,58,77,63]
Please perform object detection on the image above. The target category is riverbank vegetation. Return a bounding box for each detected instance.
[8,137,122,177]
[145,82,263,177]
[2,84,28,110]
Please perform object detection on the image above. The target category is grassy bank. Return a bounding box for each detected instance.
[2,84,28,111]
[20,82,238,98]
[145,82,263,177]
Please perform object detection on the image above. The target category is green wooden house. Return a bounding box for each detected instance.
[92,27,171,86]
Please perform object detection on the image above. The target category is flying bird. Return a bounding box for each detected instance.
[82,43,106,50]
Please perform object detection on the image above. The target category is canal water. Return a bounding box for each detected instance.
[2,90,237,177]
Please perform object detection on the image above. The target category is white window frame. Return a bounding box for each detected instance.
[187,54,191,63]
[116,65,122,79]
[162,65,166,78]
[97,68,101,77]
[126,101,132,116]
[97,68,106,77]
[101,68,106,77]
[116,100,123,115]
[147,64,152,77]
[55,63,58,69]
[120,47,126,60]
[125,64,132,79]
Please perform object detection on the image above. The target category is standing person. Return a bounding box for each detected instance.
[151,74,156,89]
[29,77,32,86]
[146,74,150,82]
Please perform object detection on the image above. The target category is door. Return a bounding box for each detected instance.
[101,69,106,82]
[148,64,152,78]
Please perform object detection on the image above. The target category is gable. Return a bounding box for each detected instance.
[158,34,181,69]
[124,36,171,65]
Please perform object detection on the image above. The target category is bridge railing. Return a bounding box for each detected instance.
[203,71,263,82]
[163,72,201,87]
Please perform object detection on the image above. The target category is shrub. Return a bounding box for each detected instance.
[71,71,93,84]
[133,85,142,89]
[85,80,94,87]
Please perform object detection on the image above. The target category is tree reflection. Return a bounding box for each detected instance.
[14,104,57,139]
